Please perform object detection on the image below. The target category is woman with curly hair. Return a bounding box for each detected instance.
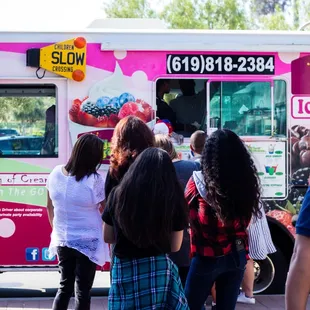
[103,116,155,271]
[184,129,261,310]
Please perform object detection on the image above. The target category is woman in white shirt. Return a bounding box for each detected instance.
[46,133,108,310]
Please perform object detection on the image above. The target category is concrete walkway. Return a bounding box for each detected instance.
[0,295,307,309]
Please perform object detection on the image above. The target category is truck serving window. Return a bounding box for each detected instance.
[0,84,57,157]
[156,78,207,137]
[209,80,287,137]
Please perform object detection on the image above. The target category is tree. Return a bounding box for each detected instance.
[104,0,156,18]
[161,0,249,29]
[253,0,291,15]
[160,0,204,29]
[103,0,297,31]
[200,0,249,30]
[259,5,292,30]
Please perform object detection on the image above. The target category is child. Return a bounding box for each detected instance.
[190,130,207,166]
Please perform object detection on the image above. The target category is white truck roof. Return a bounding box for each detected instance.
[0,18,309,52]
[87,18,166,30]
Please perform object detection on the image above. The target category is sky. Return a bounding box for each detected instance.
[0,0,104,30]
[0,0,166,31]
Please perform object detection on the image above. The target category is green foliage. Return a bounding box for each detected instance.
[252,0,290,15]
[0,97,55,136]
[259,5,293,30]
[104,0,301,30]
[200,0,249,30]
[160,0,203,29]
[104,0,156,18]
[160,0,249,29]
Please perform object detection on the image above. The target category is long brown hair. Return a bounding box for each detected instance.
[65,134,103,181]
[109,116,155,180]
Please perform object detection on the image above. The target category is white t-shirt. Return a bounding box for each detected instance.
[46,165,109,266]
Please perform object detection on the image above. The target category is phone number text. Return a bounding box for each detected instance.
[166,54,275,75]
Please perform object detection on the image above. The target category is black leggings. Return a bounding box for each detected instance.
[52,246,97,310]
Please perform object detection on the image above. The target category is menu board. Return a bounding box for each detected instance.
[246,141,287,199]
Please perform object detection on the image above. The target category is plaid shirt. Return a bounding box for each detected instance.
[109,255,189,309]
[185,177,250,258]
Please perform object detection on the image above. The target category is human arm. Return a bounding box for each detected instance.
[102,189,116,244]
[170,230,184,252]
[102,206,115,244]
[286,188,310,310]
[286,235,310,310]
[99,200,105,214]
[103,223,115,244]
[46,191,54,228]
[93,174,105,212]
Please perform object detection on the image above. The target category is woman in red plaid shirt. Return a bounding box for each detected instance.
[184,129,261,310]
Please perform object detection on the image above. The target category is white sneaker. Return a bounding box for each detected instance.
[237,292,255,304]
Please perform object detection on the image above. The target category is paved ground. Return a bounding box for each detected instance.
[0,295,295,309]
[1,272,310,309]
[0,271,109,298]
[2,295,310,309]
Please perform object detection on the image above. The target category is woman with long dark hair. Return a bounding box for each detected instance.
[46,134,108,310]
[102,148,189,309]
[184,129,261,310]
[103,116,155,272]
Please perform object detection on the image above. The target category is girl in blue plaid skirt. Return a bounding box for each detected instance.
[102,148,189,309]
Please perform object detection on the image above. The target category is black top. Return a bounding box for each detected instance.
[156,97,177,128]
[102,189,187,259]
[104,170,119,200]
[169,160,199,267]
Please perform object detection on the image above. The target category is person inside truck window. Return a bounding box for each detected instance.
[156,79,177,128]
[184,129,261,310]
[46,133,109,310]
[41,104,56,155]
[170,79,206,135]
[102,148,189,309]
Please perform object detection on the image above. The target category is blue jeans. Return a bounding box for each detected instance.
[185,250,246,310]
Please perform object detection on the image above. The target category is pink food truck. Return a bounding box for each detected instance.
[0,20,310,294]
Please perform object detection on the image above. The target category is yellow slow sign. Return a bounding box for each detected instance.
[40,37,86,82]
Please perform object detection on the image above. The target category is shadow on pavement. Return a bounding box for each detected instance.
[0,287,109,298]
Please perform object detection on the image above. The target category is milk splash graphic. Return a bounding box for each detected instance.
[68,63,155,148]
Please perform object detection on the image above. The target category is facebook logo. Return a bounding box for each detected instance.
[25,248,39,261]
[42,247,56,261]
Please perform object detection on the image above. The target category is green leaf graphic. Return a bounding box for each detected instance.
[285,201,296,215]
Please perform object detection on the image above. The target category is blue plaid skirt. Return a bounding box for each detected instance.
[109,254,189,310]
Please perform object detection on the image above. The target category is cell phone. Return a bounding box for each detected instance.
[235,239,245,252]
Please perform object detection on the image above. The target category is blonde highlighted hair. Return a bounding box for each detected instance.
[154,134,178,160]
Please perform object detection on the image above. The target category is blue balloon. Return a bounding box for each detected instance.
[96,96,110,108]
[119,93,135,106]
